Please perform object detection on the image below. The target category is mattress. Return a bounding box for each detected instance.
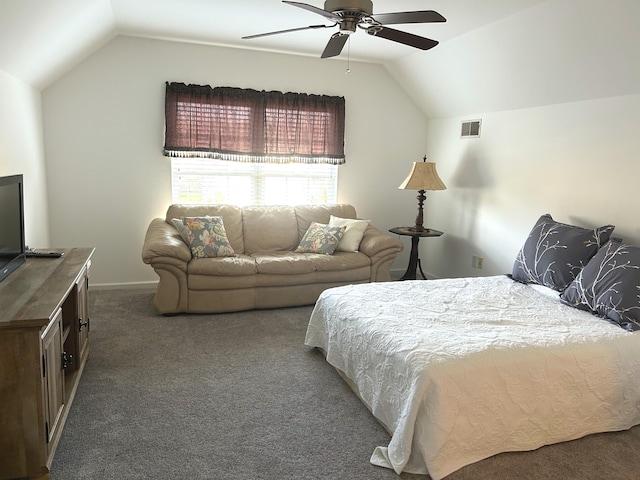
[304,275,640,479]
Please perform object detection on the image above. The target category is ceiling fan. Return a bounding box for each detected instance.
[242,0,446,59]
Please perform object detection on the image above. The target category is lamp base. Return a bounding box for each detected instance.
[411,190,427,232]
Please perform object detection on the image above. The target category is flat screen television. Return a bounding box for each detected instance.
[0,174,26,283]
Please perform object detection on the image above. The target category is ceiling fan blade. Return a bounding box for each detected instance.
[321,33,350,58]
[367,27,438,51]
[372,10,446,25]
[242,24,333,40]
[283,1,341,21]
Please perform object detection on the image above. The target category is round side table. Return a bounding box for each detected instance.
[389,227,443,280]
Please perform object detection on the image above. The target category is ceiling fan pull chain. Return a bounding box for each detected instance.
[346,36,351,74]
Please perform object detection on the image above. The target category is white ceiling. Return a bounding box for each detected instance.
[0,0,547,89]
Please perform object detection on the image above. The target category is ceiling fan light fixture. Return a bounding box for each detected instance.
[339,19,358,33]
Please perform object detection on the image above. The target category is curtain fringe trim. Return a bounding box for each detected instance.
[163,149,345,165]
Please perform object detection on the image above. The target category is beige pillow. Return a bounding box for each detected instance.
[329,215,370,252]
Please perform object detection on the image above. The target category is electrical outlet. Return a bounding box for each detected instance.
[472,255,484,269]
[477,256,484,269]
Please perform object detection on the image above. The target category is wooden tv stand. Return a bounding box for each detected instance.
[0,248,94,480]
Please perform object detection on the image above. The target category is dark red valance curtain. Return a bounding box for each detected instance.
[164,83,345,165]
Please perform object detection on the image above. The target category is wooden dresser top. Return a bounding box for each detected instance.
[0,248,94,329]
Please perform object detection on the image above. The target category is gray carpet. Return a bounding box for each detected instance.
[51,288,640,480]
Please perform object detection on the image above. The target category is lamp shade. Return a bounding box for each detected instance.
[398,162,447,191]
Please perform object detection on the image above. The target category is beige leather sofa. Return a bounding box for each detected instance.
[142,204,403,314]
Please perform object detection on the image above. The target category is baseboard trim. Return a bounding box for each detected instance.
[91,281,158,290]
[94,273,442,289]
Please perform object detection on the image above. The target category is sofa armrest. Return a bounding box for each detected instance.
[142,218,192,265]
[359,225,404,258]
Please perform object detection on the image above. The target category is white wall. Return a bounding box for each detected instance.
[0,69,50,248]
[41,35,428,286]
[382,0,640,280]
[423,94,640,279]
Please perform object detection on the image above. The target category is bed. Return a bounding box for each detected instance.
[304,214,640,479]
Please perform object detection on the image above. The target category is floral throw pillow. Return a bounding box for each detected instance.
[561,241,640,331]
[511,214,614,291]
[295,222,345,255]
[171,216,235,258]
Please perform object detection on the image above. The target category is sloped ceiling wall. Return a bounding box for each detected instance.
[387,0,640,119]
[5,0,636,111]
[0,0,115,88]
[0,0,547,90]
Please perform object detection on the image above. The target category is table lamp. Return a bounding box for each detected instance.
[398,156,446,232]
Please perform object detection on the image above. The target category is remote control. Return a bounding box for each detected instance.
[26,251,64,258]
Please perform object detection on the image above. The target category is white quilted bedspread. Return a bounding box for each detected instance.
[304,276,640,479]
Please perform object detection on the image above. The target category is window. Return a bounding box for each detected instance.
[164,83,345,205]
[171,157,337,205]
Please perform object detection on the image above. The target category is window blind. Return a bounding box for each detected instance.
[171,157,338,206]
[164,83,346,165]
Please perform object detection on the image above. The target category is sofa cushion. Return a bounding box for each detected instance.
[188,254,257,276]
[255,268,370,287]
[310,251,371,271]
[253,252,317,275]
[172,216,235,258]
[188,273,257,291]
[166,204,244,253]
[242,205,299,253]
[295,223,345,255]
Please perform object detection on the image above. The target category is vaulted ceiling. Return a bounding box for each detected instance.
[2,0,638,119]
[0,0,546,89]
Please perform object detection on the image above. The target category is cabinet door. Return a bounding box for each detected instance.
[77,264,90,361]
[41,309,65,448]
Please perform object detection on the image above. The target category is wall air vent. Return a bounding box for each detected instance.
[461,119,481,138]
